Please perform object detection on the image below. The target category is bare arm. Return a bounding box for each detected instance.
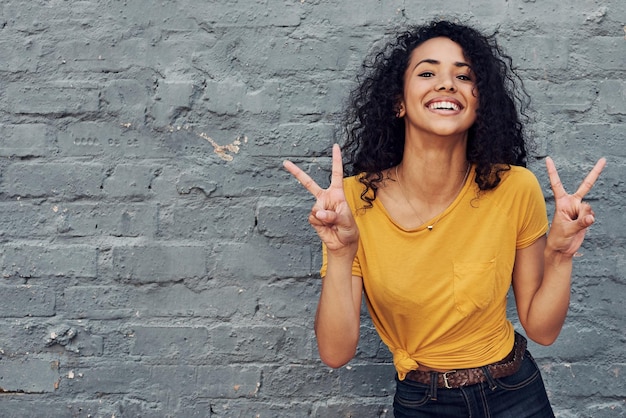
[513,157,606,345]
[283,144,362,367]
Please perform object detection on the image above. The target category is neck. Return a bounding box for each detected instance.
[398,148,469,203]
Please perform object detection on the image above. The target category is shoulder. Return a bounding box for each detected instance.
[491,165,547,211]
[498,165,543,190]
[342,174,373,211]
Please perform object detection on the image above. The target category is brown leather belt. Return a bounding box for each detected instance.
[405,333,527,389]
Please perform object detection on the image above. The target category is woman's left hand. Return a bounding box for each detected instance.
[545,157,606,257]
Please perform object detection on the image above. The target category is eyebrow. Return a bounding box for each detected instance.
[413,59,472,70]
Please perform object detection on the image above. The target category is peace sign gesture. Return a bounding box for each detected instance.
[283,144,359,255]
[545,157,606,257]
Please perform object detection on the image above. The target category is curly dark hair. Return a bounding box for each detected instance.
[342,20,533,207]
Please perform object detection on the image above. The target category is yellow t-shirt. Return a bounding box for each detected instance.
[321,166,549,380]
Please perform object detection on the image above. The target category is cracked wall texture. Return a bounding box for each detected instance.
[0,0,624,417]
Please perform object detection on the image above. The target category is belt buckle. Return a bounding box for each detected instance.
[442,370,457,389]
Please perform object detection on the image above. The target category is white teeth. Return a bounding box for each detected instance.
[428,101,460,111]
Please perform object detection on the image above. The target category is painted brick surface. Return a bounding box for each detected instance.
[0,0,624,417]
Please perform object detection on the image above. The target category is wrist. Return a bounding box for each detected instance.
[544,244,574,267]
[326,244,358,260]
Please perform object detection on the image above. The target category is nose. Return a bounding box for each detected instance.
[437,82,456,92]
[436,75,456,92]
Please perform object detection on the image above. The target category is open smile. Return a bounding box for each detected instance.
[426,100,463,111]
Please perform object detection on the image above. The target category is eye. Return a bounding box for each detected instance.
[418,71,434,78]
[457,74,472,81]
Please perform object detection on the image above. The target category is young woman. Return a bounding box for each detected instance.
[283,20,605,417]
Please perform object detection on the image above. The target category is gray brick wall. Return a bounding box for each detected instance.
[0,1,623,417]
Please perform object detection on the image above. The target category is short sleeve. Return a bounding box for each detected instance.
[516,169,549,249]
[319,243,362,278]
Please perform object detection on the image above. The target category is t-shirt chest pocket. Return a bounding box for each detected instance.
[453,260,497,317]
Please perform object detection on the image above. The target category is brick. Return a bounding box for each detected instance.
[541,363,625,398]
[0,401,103,418]
[62,364,151,394]
[0,0,621,415]
[506,0,611,27]
[112,245,206,283]
[598,79,626,115]
[210,241,312,280]
[256,279,319,320]
[0,245,97,279]
[314,400,392,418]
[0,202,54,238]
[337,363,396,397]
[63,286,134,320]
[151,130,249,167]
[549,124,625,160]
[581,402,626,418]
[256,197,317,241]
[55,121,120,157]
[239,82,283,115]
[131,326,209,357]
[572,36,625,71]
[102,164,161,199]
[525,80,595,112]
[64,283,257,319]
[102,79,151,118]
[0,286,55,317]
[276,78,347,118]
[3,162,105,199]
[356,323,392,362]
[306,0,404,26]
[196,365,262,398]
[62,331,104,357]
[4,82,99,115]
[195,0,303,28]
[52,36,151,73]
[203,78,248,117]
[527,325,610,360]
[210,324,313,362]
[572,274,626,323]
[0,123,50,157]
[585,204,626,243]
[114,398,169,418]
[0,39,40,73]
[151,80,196,126]
[157,200,254,240]
[502,36,570,70]
[56,121,172,159]
[264,364,337,398]
[52,202,157,238]
[0,358,60,393]
[212,400,313,417]
[250,123,335,158]
[209,29,354,82]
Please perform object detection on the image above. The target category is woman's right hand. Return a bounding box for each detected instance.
[283,144,359,255]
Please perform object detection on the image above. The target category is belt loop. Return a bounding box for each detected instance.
[481,366,498,391]
[429,372,438,400]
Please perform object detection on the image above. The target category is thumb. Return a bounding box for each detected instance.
[578,214,595,228]
[577,203,595,228]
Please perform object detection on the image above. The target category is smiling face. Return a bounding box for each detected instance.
[398,37,478,141]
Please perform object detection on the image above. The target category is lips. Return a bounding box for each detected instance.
[426,99,463,111]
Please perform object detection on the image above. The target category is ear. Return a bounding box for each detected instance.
[395,100,406,118]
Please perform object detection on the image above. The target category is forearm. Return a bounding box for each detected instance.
[525,247,574,345]
[314,250,361,368]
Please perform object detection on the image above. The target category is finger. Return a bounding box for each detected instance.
[329,144,345,190]
[545,157,567,199]
[573,157,606,199]
[283,159,324,197]
[571,201,594,227]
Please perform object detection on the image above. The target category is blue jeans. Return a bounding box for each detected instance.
[393,351,554,417]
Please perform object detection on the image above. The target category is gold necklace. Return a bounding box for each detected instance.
[395,163,471,231]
